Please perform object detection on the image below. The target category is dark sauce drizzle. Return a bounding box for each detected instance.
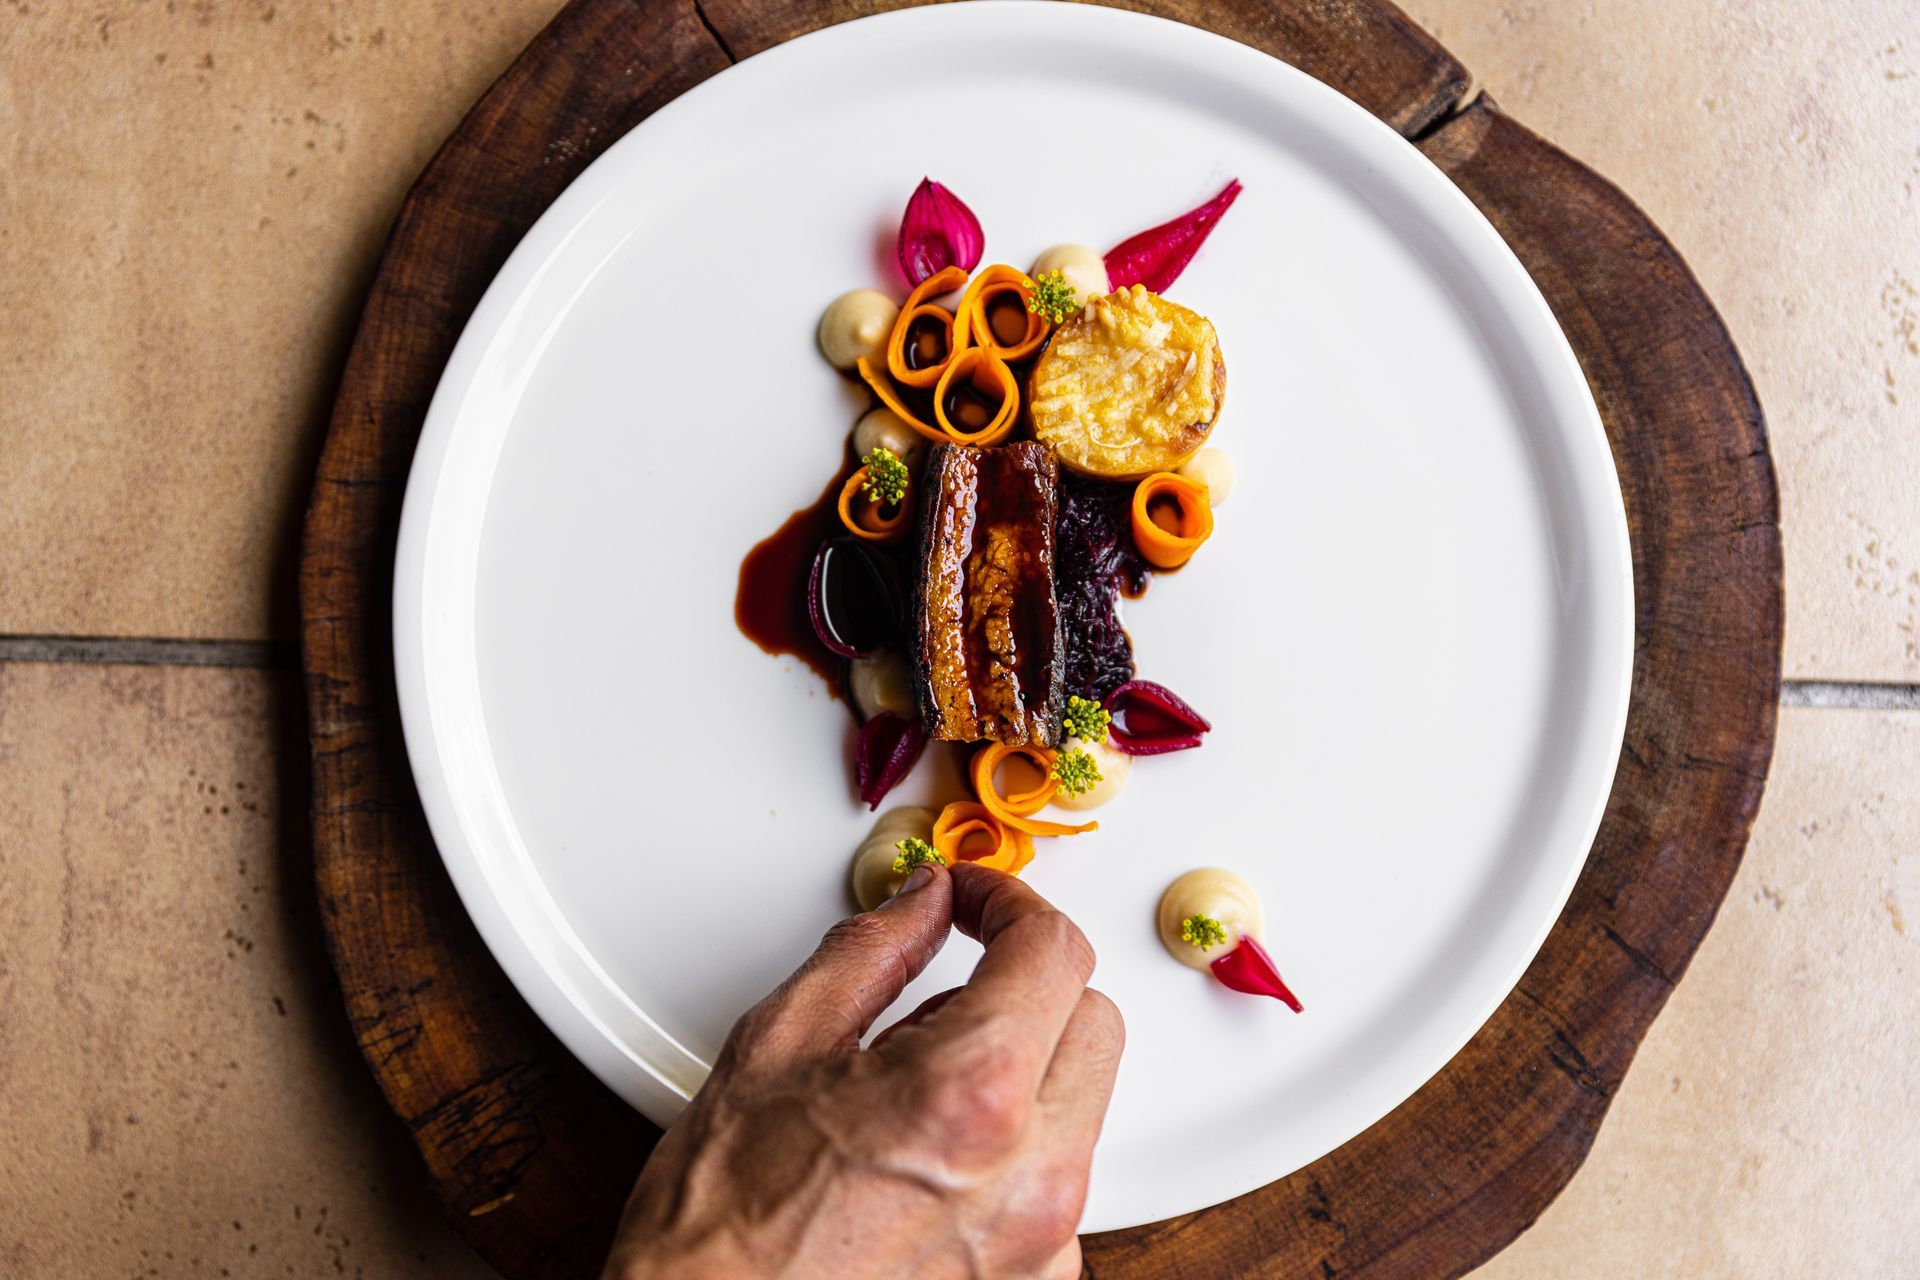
[903,315,949,372]
[941,378,999,433]
[733,468,849,691]
[984,293,1030,347]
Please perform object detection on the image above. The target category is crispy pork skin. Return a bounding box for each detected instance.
[913,442,1064,746]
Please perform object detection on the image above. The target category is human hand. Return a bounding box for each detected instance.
[600,862,1124,1280]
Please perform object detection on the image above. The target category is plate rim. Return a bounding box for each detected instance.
[392,0,1634,1232]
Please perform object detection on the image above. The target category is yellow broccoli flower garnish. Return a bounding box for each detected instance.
[1181,913,1229,950]
[1026,268,1082,325]
[1050,747,1102,797]
[862,447,911,507]
[1060,695,1111,744]
[892,837,945,875]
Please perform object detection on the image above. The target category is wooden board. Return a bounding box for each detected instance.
[299,3,1781,1277]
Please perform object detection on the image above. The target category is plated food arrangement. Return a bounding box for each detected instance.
[738,178,1299,1006]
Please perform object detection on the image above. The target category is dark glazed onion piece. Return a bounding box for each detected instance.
[1211,936,1303,1012]
[854,713,927,811]
[807,538,902,659]
[1103,679,1211,755]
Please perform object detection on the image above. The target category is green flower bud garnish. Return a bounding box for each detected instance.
[1027,268,1082,325]
[1060,695,1111,744]
[1050,747,1102,797]
[1181,913,1230,950]
[891,836,945,875]
[862,447,911,507]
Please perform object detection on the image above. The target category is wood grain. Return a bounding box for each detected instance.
[300,3,1781,1277]
[695,0,1470,134]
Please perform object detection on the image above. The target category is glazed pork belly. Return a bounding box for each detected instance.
[913,442,1065,746]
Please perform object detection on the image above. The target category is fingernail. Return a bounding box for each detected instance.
[896,865,935,896]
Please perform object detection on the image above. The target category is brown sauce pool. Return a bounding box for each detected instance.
[985,292,1029,347]
[941,377,1000,432]
[1146,494,1184,534]
[903,314,950,371]
[734,468,848,691]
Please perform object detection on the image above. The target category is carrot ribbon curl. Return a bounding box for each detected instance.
[971,744,1097,838]
[932,801,1036,876]
[885,264,967,389]
[952,265,1048,363]
[1131,472,1214,569]
[837,467,912,543]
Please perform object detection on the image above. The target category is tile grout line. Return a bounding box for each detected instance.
[0,636,1914,709]
[1779,680,1920,709]
[0,635,296,669]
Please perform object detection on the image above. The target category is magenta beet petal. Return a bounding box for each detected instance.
[854,712,927,810]
[1211,936,1304,1011]
[1104,179,1242,294]
[897,178,985,286]
[1103,679,1211,755]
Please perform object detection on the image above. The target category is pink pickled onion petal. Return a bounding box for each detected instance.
[854,712,927,810]
[897,178,985,286]
[1104,179,1242,293]
[1103,679,1211,755]
[1211,936,1303,1011]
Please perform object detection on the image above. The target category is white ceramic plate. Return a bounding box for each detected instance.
[394,1,1631,1232]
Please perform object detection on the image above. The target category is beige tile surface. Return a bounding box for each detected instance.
[0,661,493,1279]
[1401,0,1920,678]
[0,0,562,643]
[1471,706,1920,1277]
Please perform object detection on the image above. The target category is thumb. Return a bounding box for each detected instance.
[722,863,954,1072]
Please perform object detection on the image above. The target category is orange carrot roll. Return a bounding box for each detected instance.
[971,744,1097,838]
[932,801,1036,876]
[856,355,948,445]
[953,265,1049,363]
[973,743,1057,816]
[932,347,1020,446]
[835,467,912,544]
[1131,471,1214,569]
[885,264,968,389]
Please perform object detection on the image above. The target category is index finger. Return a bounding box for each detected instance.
[716,864,954,1079]
[905,864,1096,1082]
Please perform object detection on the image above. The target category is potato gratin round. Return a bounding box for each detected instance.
[1027,283,1225,480]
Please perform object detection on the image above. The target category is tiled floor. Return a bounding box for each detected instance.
[0,0,565,642]
[1472,709,1920,1278]
[2,1,1914,1276]
[0,663,492,1277]
[1402,0,1920,679]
